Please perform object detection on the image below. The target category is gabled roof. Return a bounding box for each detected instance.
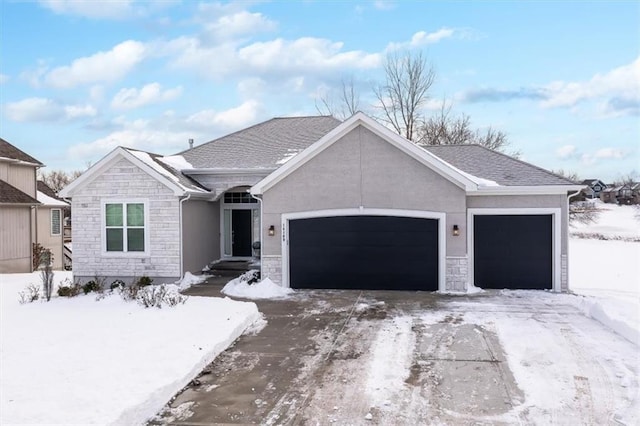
[424,145,576,186]
[0,138,43,166]
[0,180,40,205]
[60,147,210,198]
[37,181,69,207]
[179,116,342,170]
[581,179,605,186]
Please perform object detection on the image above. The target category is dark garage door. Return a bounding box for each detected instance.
[474,215,552,290]
[289,216,438,291]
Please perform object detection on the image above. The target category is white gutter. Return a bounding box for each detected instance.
[178,193,192,279]
[565,188,584,292]
[468,185,585,196]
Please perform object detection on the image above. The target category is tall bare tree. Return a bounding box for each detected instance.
[374,51,435,141]
[38,169,82,194]
[417,101,512,153]
[315,76,361,119]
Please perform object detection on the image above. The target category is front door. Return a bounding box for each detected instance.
[231,210,252,257]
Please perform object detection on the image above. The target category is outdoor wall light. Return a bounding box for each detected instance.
[453,225,460,236]
[268,225,275,237]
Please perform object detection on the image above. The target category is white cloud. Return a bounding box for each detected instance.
[556,144,578,160]
[203,11,277,42]
[111,83,182,110]
[45,40,146,88]
[373,1,396,10]
[0,73,8,84]
[580,147,628,165]
[4,97,96,122]
[39,0,134,19]
[68,101,264,160]
[386,28,458,52]
[542,57,640,109]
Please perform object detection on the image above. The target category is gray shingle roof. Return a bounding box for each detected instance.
[0,138,43,165]
[0,180,40,204]
[424,144,577,186]
[179,116,342,169]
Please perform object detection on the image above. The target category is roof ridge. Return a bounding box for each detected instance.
[0,137,44,166]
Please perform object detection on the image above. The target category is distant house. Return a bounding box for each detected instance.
[0,138,69,272]
[600,187,618,203]
[616,184,634,205]
[580,179,606,199]
[632,183,640,204]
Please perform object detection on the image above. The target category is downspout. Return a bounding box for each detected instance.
[179,193,192,280]
[565,189,583,292]
[30,205,37,272]
[250,192,263,281]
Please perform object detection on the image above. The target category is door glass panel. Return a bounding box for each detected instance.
[223,209,232,256]
[252,209,260,243]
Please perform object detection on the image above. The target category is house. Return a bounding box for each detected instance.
[36,181,69,270]
[632,183,640,204]
[615,184,634,205]
[60,112,583,292]
[600,187,618,203]
[0,138,69,272]
[580,179,606,199]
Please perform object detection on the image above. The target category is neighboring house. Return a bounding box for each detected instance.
[36,181,69,270]
[580,179,606,199]
[60,113,582,292]
[632,183,640,204]
[615,184,634,205]
[0,138,42,273]
[600,187,618,203]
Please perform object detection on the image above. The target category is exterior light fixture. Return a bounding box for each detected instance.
[268,225,275,236]
[453,225,460,236]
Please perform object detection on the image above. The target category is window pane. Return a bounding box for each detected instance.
[106,204,123,226]
[51,209,61,235]
[127,203,144,226]
[127,229,145,251]
[106,229,123,251]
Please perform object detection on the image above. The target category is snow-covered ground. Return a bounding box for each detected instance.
[0,272,260,425]
[569,204,640,346]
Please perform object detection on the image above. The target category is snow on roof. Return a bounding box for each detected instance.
[276,149,303,165]
[126,149,208,194]
[416,145,501,188]
[157,155,194,171]
[37,190,69,206]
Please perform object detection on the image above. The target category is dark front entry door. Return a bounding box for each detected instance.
[231,210,252,257]
[289,215,439,291]
[473,214,552,290]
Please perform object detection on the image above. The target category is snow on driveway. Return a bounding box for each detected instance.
[0,272,261,425]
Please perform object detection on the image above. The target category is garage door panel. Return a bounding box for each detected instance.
[474,214,552,290]
[289,215,438,291]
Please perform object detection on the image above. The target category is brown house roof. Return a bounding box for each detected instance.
[0,138,44,166]
[0,180,40,204]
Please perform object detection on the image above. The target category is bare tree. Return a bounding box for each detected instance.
[315,76,361,120]
[552,169,580,182]
[374,51,435,141]
[417,101,512,153]
[38,170,82,194]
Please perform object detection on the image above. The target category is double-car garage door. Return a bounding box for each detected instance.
[287,213,553,291]
[289,215,439,291]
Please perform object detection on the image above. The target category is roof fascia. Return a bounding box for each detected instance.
[468,185,585,196]
[59,147,187,197]
[251,112,476,195]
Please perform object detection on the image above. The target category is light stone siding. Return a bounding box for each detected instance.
[561,254,568,292]
[71,157,181,283]
[262,255,282,285]
[446,256,468,292]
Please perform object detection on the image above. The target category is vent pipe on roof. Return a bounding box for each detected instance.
[188,138,194,149]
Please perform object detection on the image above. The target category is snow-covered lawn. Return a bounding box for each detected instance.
[0,272,260,425]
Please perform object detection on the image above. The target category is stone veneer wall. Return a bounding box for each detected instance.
[445,256,468,292]
[261,255,282,285]
[561,254,568,292]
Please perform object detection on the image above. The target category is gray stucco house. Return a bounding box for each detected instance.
[60,112,582,292]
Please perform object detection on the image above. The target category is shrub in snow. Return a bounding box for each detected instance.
[82,277,105,295]
[110,279,125,291]
[135,276,153,287]
[569,201,601,226]
[18,284,40,304]
[238,270,260,284]
[57,279,82,298]
[136,284,187,309]
[39,250,54,302]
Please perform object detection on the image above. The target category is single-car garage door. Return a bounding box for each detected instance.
[473,214,552,290]
[289,215,438,291]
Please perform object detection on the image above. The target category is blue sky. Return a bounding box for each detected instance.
[1,0,638,182]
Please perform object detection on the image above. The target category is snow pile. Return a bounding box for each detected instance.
[173,271,210,290]
[571,202,640,240]
[157,154,194,171]
[222,276,294,299]
[0,272,260,425]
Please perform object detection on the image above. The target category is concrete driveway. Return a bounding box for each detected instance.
[152,289,638,425]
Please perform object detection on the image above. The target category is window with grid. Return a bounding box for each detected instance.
[51,209,61,236]
[105,202,145,252]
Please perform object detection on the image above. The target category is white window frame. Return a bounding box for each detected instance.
[466,208,562,292]
[50,208,62,236]
[101,199,150,257]
[280,208,446,291]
